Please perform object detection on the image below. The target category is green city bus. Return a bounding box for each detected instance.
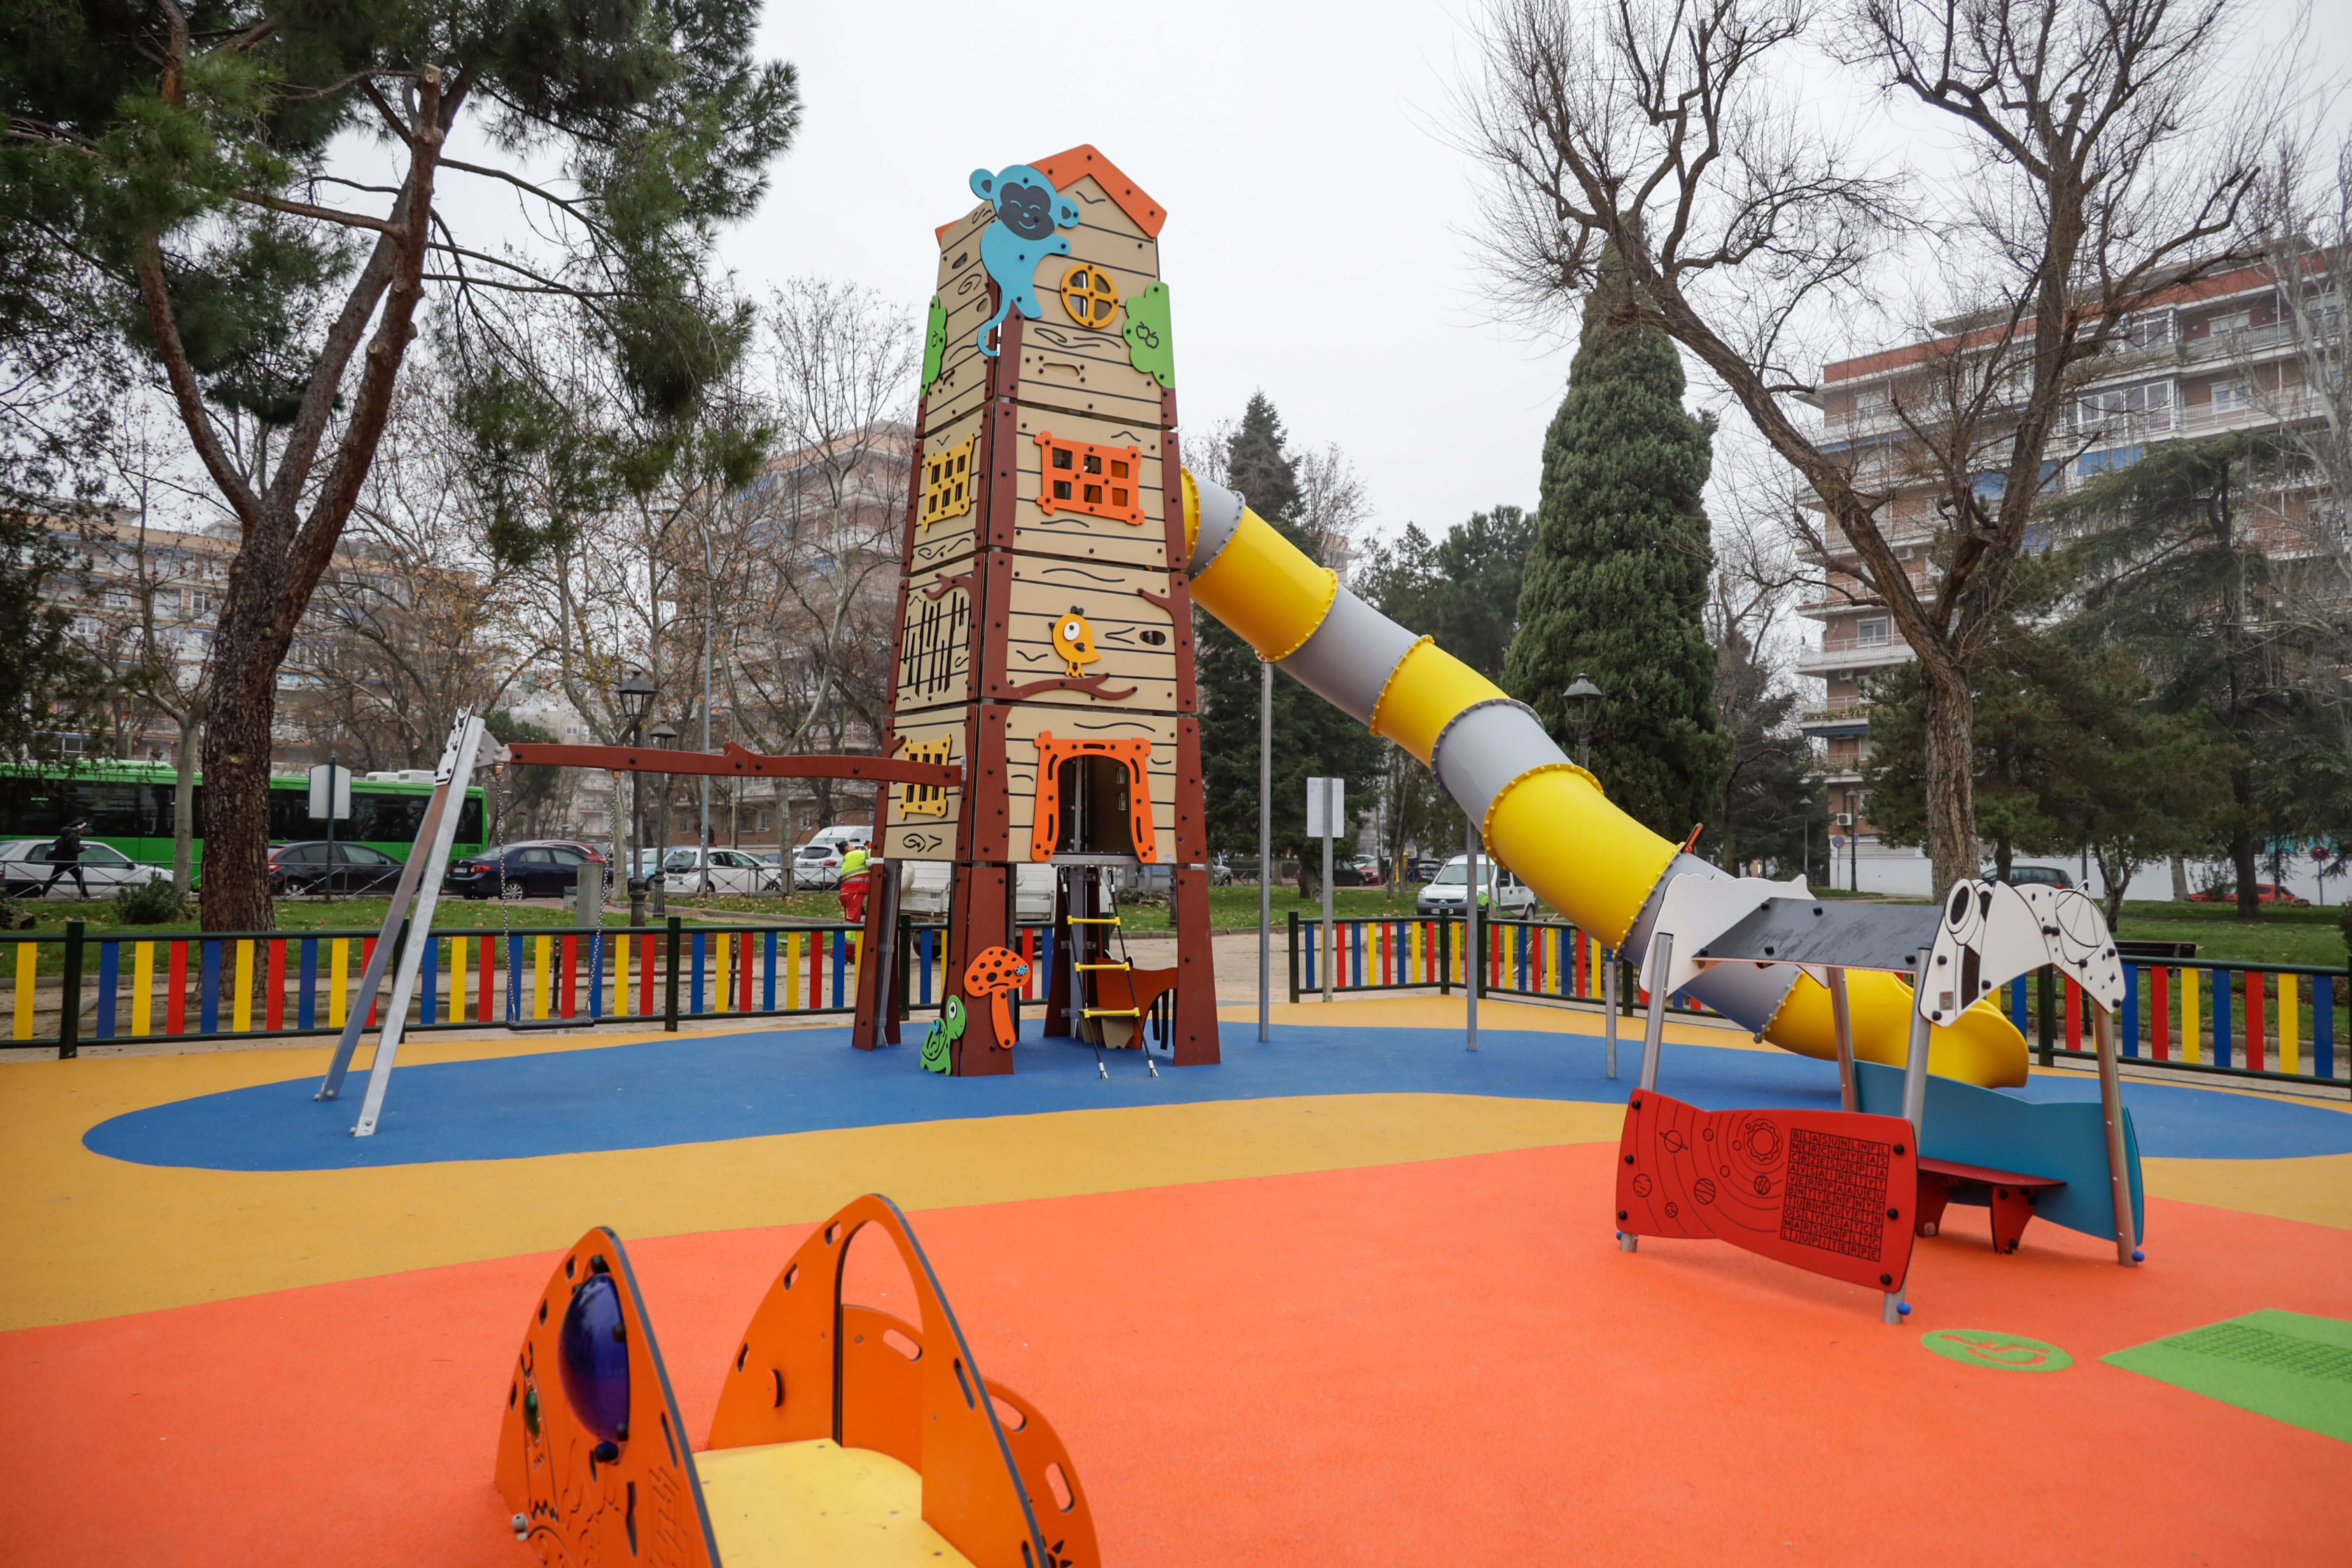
[0,760,486,871]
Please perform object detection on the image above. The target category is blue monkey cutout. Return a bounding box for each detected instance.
[969,164,1082,356]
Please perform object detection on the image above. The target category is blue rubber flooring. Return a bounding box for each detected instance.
[83,1021,2352,1171]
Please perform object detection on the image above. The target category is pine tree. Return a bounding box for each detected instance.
[1195,393,1383,870]
[1503,248,1728,839]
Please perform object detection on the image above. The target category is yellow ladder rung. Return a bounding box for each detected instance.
[1074,962,1131,971]
[1083,1007,1142,1018]
[1067,916,1121,925]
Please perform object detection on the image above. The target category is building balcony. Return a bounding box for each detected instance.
[1796,701,1872,736]
[1795,637,1914,677]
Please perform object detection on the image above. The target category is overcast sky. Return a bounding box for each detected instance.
[703,1,2344,550]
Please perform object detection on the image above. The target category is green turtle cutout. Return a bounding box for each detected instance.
[921,995,965,1073]
[1121,281,1174,389]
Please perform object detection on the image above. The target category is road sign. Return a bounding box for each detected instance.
[1829,834,1847,850]
[307,762,351,820]
[1306,776,1343,839]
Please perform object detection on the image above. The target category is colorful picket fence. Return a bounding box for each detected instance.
[3,919,869,1055]
[1282,914,2348,1095]
[1287,915,1712,1014]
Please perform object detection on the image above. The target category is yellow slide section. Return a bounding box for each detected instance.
[1183,472,2026,1086]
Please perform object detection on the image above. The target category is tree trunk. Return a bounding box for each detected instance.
[1917,657,1979,899]
[1992,834,2015,883]
[2230,777,2262,921]
[172,708,200,895]
[2169,854,2190,902]
[200,553,298,930]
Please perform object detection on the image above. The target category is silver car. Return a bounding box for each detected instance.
[0,839,169,897]
[658,847,784,895]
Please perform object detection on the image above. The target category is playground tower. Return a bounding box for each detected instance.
[851,146,1219,1074]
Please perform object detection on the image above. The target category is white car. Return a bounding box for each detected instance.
[1413,855,1538,919]
[790,841,846,889]
[0,839,169,897]
[658,847,784,895]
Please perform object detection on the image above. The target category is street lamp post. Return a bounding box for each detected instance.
[1563,673,1602,771]
[650,720,678,916]
[617,671,656,925]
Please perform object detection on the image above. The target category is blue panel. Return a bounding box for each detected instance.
[200,941,220,1034]
[587,932,604,1020]
[1855,1060,2143,1245]
[831,932,847,1001]
[97,941,118,1039]
[919,929,934,1007]
[507,934,523,1023]
[420,935,437,1025]
[2122,964,2139,1058]
[2010,976,2029,1034]
[299,939,317,1030]
[2211,967,2233,1069]
[691,932,706,1015]
[763,930,777,1012]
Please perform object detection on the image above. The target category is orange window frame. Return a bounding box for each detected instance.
[1034,432,1146,527]
[1029,734,1156,863]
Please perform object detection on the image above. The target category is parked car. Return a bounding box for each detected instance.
[268,840,407,895]
[1407,855,1447,885]
[447,841,606,900]
[1987,864,2076,890]
[791,841,847,889]
[1413,855,1538,918]
[0,838,169,897]
[2189,882,2308,906]
[658,847,784,895]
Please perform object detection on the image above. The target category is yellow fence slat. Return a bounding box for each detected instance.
[12,943,33,1040]
[2279,972,2300,1076]
[132,941,153,1036]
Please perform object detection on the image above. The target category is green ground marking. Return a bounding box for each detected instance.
[1921,1329,2074,1372]
[2104,1310,2352,1443]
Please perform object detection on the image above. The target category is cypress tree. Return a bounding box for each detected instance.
[1196,393,1382,864]
[1504,248,1728,839]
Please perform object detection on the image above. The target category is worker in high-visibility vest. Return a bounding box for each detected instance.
[837,843,874,925]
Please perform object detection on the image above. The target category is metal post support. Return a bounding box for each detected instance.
[330,712,489,1135]
[2093,1007,2139,1266]
[2037,962,2057,1068]
[1828,965,1859,1113]
[58,919,84,1060]
[1321,782,1335,1005]
[664,916,682,1032]
[1259,659,1272,1042]
[1464,812,1480,1052]
[1886,950,1936,1325]
[1602,945,1618,1079]
[1636,931,1672,1093]
[1287,909,1300,1004]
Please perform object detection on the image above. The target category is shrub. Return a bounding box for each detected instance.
[113,877,188,925]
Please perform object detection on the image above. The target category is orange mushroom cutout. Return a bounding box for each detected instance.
[962,946,1031,1052]
[1050,608,1100,678]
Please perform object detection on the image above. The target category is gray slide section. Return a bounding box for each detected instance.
[1279,587,1421,724]
[1621,852,1802,1033]
[1186,475,1246,575]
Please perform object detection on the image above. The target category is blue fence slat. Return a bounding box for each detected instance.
[919,928,935,1007]
[200,939,221,1034]
[763,930,777,1011]
[2316,974,2336,1079]
[2122,964,2139,1058]
[97,940,118,1039]
[2211,967,2232,1070]
[298,939,317,1030]
[506,933,523,1023]
[832,932,848,1002]
[2010,976,2029,1035]
[587,932,605,1020]
[691,932,706,1016]
[421,934,438,1026]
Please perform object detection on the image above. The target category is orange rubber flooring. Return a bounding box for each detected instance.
[8,1142,2347,1566]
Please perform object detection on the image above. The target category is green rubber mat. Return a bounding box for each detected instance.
[2104,1310,2352,1443]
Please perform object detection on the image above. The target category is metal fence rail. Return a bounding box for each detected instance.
[4,917,875,1055]
[1283,913,2349,1098]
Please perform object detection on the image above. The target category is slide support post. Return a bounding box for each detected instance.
[1465,812,1480,1052]
[1886,949,1935,1324]
[1259,659,1271,1042]
[1603,945,1618,1079]
[1828,965,1858,1112]
[1637,931,1671,1093]
[2094,1004,2138,1266]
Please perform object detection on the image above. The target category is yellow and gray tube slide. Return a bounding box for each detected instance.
[1180,470,2026,1086]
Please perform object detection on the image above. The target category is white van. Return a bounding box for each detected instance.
[1414,855,1537,918]
[897,860,1056,921]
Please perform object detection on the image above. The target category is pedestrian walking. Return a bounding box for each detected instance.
[42,821,90,899]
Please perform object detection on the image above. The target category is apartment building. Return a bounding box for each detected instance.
[1798,261,2339,892]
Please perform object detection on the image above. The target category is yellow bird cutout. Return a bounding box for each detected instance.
[1052,608,1100,678]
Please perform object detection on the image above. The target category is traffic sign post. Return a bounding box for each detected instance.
[308,756,351,892]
